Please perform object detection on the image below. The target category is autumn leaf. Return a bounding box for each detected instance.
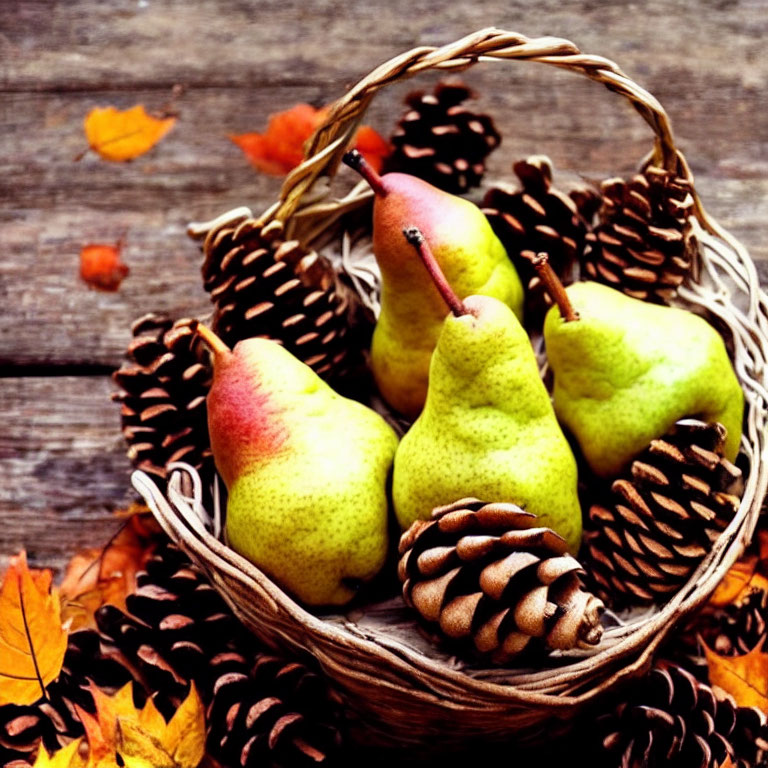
[231,102,390,175]
[60,512,158,631]
[32,739,85,768]
[76,682,205,768]
[0,552,68,707]
[84,105,176,162]
[353,124,391,174]
[705,637,768,711]
[710,529,768,608]
[79,243,130,292]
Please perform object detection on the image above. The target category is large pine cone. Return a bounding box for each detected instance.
[384,80,501,194]
[398,498,604,664]
[112,312,213,488]
[582,419,743,608]
[207,652,343,767]
[581,165,697,302]
[197,212,358,384]
[593,661,768,768]
[482,156,599,323]
[96,542,344,767]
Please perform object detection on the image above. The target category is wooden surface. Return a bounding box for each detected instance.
[1,0,767,574]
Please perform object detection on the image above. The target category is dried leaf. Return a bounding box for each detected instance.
[84,105,175,162]
[32,739,85,768]
[710,530,768,608]
[231,102,390,175]
[77,683,204,768]
[158,684,205,767]
[0,552,68,706]
[705,637,768,711]
[353,124,390,174]
[60,515,158,631]
[79,243,130,292]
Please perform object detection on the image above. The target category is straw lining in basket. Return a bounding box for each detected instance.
[139,28,768,747]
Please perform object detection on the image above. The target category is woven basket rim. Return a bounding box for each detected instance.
[144,28,768,742]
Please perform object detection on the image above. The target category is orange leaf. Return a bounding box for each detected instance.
[710,529,768,608]
[60,516,158,631]
[76,682,204,767]
[79,243,129,292]
[231,102,390,176]
[84,105,175,162]
[352,125,391,174]
[0,552,68,706]
[705,637,768,711]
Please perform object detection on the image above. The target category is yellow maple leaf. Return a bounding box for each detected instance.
[84,105,175,162]
[77,682,205,768]
[158,684,206,767]
[32,740,85,768]
[705,637,768,711]
[0,552,68,706]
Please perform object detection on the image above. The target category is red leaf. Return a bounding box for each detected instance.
[231,103,391,176]
[353,125,391,174]
[231,103,326,175]
[79,242,129,292]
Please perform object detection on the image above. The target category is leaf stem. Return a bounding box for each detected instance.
[19,581,49,701]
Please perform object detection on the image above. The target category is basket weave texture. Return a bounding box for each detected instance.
[134,28,768,748]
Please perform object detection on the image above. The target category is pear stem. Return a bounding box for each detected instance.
[191,321,231,356]
[403,227,467,318]
[342,149,388,198]
[531,252,579,322]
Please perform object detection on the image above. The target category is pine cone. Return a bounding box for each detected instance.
[206,652,343,767]
[384,80,501,193]
[200,213,357,383]
[482,156,599,322]
[582,419,743,608]
[688,588,768,658]
[96,542,343,766]
[398,498,604,664]
[112,313,213,487]
[594,661,768,768]
[581,165,697,302]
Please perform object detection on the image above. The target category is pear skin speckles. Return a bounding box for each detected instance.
[543,282,744,478]
[208,339,399,607]
[392,295,582,554]
[370,173,524,418]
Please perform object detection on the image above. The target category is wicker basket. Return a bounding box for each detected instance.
[133,28,768,749]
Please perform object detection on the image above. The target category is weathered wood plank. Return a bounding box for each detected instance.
[0,376,136,572]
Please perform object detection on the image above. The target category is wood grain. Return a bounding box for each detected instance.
[1,0,766,572]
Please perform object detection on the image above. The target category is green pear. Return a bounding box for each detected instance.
[541,277,744,478]
[344,150,524,419]
[196,324,399,606]
[391,229,582,553]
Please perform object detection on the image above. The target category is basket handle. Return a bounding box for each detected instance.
[265,27,683,226]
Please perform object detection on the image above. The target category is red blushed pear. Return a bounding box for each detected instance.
[343,149,523,419]
[194,324,399,606]
[391,231,582,554]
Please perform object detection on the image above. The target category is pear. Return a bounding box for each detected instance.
[391,229,582,553]
[343,150,524,419]
[196,324,399,606]
[539,260,744,478]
